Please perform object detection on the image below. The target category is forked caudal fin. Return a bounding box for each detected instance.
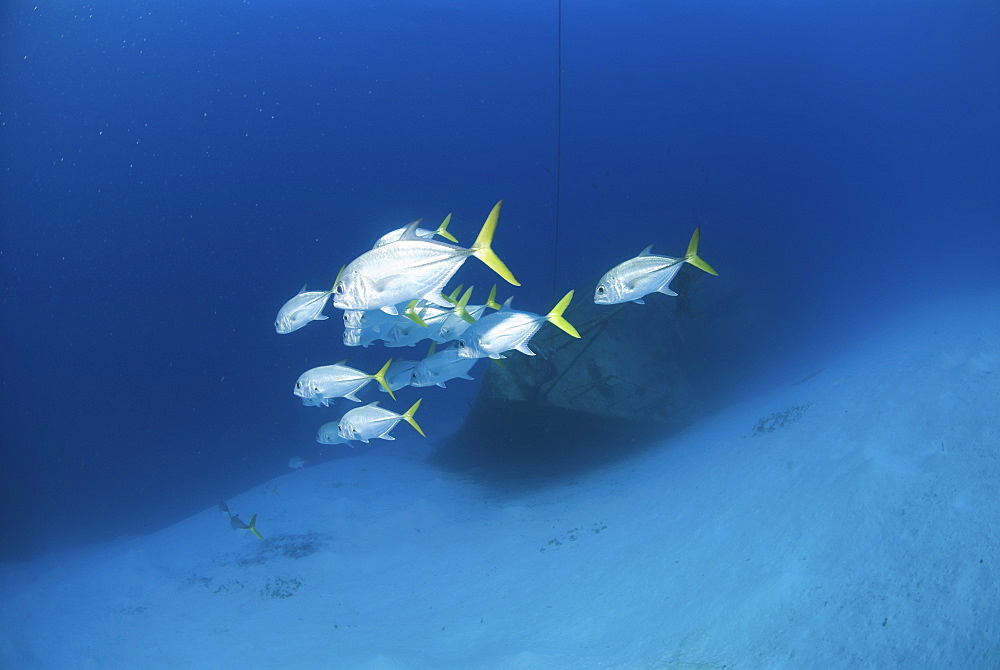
[248,514,264,541]
[371,358,397,400]
[470,200,521,286]
[402,398,426,437]
[435,213,459,244]
[684,226,719,276]
[546,290,581,338]
[402,300,426,327]
[455,286,476,325]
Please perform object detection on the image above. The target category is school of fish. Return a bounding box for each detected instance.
[275,199,718,449]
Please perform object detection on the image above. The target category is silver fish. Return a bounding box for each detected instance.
[316,421,352,445]
[331,201,519,313]
[343,326,380,348]
[294,359,395,405]
[456,291,580,359]
[337,399,426,444]
[594,227,718,305]
[410,346,477,388]
[275,266,346,333]
[372,214,459,248]
[380,358,420,392]
[435,285,501,342]
[274,282,334,334]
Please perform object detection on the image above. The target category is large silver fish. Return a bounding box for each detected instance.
[456,291,580,360]
[331,201,519,313]
[294,359,395,405]
[337,399,425,443]
[594,227,718,305]
[372,214,459,248]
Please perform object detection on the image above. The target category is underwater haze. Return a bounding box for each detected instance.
[2,0,999,667]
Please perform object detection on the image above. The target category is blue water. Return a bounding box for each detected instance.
[1,0,997,563]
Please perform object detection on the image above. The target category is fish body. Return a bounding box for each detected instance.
[436,286,501,342]
[337,399,425,443]
[294,359,395,405]
[594,227,718,305]
[381,359,420,391]
[317,421,352,445]
[457,291,580,359]
[275,284,334,334]
[372,214,459,248]
[381,318,434,348]
[410,347,477,388]
[342,308,397,332]
[435,301,491,342]
[343,327,381,348]
[332,201,518,313]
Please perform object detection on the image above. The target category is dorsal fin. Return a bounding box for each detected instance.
[638,245,654,256]
[365,401,381,407]
[486,285,500,310]
[398,218,424,240]
[335,358,350,365]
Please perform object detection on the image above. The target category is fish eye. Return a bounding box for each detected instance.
[295,381,301,389]
[596,286,605,294]
[457,340,465,348]
[335,283,345,295]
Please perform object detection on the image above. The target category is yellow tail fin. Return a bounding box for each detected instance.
[402,398,426,437]
[455,286,476,324]
[372,358,396,400]
[436,213,459,244]
[402,300,427,327]
[470,200,520,286]
[486,285,501,310]
[249,514,264,541]
[546,290,581,338]
[684,226,719,276]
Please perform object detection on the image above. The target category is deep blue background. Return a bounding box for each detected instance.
[2,0,998,562]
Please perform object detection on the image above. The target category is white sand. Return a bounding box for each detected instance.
[3,294,998,669]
